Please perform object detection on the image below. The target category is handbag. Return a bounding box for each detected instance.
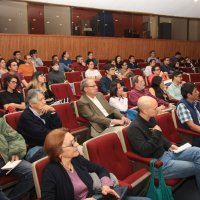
[146,159,174,200]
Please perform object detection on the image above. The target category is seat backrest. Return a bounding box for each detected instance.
[65,71,82,82]
[182,73,190,82]
[24,76,32,83]
[121,126,132,152]
[122,77,132,91]
[98,63,105,70]
[50,83,75,101]
[190,73,200,82]
[74,81,81,97]
[52,103,79,130]
[182,68,195,73]
[36,66,49,74]
[4,112,22,130]
[131,68,143,76]
[83,132,133,180]
[155,112,180,143]
[32,156,49,198]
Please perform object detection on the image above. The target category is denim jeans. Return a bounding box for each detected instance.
[26,146,46,163]
[0,158,34,200]
[159,146,200,190]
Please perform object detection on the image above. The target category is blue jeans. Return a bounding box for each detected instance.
[126,197,151,200]
[159,147,200,190]
[0,159,34,200]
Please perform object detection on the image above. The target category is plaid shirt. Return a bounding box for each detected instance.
[176,101,200,124]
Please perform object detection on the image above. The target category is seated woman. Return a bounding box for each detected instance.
[109,81,137,121]
[28,71,55,105]
[48,60,67,85]
[119,61,135,78]
[115,55,122,69]
[148,66,169,85]
[0,74,25,112]
[85,59,102,80]
[0,58,8,78]
[41,128,150,200]
[149,76,173,103]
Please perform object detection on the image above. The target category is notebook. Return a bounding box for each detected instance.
[1,160,22,175]
[173,143,192,153]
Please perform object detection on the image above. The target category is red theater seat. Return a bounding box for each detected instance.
[32,157,49,199]
[50,83,76,102]
[83,132,150,189]
[4,112,22,130]
[36,66,49,74]
[65,71,83,82]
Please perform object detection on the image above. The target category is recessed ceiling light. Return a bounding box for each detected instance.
[115,19,118,22]
[46,21,50,24]
[72,22,74,24]
[97,19,101,22]
[8,18,12,22]
[4,27,8,31]
[56,15,60,18]
[31,28,35,30]
[194,0,199,2]
[76,16,79,18]
[33,19,36,21]
[59,24,62,26]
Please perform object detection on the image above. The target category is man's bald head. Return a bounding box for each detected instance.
[137,96,158,117]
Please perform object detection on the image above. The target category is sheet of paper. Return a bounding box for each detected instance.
[173,143,192,153]
[1,160,22,170]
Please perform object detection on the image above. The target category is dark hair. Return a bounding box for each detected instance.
[44,128,69,162]
[150,50,155,54]
[61,51,67,58]
[76,55,82,60]
[24,54,30,60]
[31,71,43,80]
[129,55,134,59]
[115,55,121,63]
[6,59,17,71]
[151,76,162,89]
[172,70,182,80]
[13,51,20,56]
[4,74,20,90]
[163,57,170,61]
[88,51,93,56]
[151,66,160,73]
[181,82,196,99]
[175,52,181,55]
[104,63,114,72]
[149,59,156,64]
[52,54,58,60]
[110,80,121,97]
[29,49,37,56]
[86,59,94,65]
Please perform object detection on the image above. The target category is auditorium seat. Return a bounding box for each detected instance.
[24,76,32,83]
[74,81,82,98]
[182,68,195,73]
[32,156,49,200]
[182,73,190,82]
[120,127,183,188]
[50,83,76,102]
[131,68,143,76]
[65,71,83,82]
[52,103,90,143]
[83,132,150,189]
[36,66,49,74]
[4,112,22,130]
[98,63,105,70]
[190,73,200,82]
[122,77,132,91]
[138,62,148,68]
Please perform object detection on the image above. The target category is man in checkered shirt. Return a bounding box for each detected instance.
[176,82,200,147]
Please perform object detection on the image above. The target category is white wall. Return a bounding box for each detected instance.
[44,5,71,35]
[0,1,28,34]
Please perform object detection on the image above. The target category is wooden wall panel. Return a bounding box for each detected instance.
[0,34,200,61]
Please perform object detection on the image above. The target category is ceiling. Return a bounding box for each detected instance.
[22,0,200,18]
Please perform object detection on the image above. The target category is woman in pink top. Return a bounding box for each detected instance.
[148,66,169,85]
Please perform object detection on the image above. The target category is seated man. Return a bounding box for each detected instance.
[128,55,139,69]
[100,63,120,95]
[17,89,62,162]
[176,82,200,147]
[128,75,174,108]
[127,96,200,192]
[18,54,36,76]
[78,78,130,137]
[29,49,43,67]
[73,55,87,71]
[1,59,28,89]
[52,54,72,72]
[167,71,183,101]
[146,50,161,64]
[161,57,175,74]
[143,59,156,77]
[0,118,34,200]
[13,50,25,66]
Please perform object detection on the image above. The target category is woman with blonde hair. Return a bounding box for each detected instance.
[28,71,55,104]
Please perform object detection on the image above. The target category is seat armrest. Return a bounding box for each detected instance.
[176,128,200,137]
[125,151,163,168]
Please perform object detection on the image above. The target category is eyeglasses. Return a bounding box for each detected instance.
[9,81,18,84]
[86,85,97,88]
[62,137,78,148]
[155,69,160,71]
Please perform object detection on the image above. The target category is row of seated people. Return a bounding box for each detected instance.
[2,77,200,199]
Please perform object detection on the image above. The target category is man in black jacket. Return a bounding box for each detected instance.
[17,89,62,162]
[127,96,200,192]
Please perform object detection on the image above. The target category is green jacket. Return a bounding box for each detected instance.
[0,118,26,163]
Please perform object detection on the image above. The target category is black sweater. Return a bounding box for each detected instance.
[127,115,171,158]
[41,155,110,200]
[17,107,62,147]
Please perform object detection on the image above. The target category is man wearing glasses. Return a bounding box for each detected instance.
[167,71,183,101]
[78,78,130,137]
